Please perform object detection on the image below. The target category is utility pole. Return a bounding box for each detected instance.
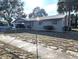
[36,17,39,59]
[36,31,39,59]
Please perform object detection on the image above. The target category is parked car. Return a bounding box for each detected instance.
[0,20,10,32]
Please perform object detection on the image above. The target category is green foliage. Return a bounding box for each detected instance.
[57,0,78,28]
[71,14,78,28]
[29,7,48,18]
[0,0,24,25]
[21,14,27,18]
[57,0,78,13]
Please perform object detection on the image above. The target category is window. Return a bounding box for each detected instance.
[39,21,42,25]
[52,20,57,24]
[27,25,31,28]
[44,26,54,30]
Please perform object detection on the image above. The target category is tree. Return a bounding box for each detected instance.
[0,0,24,25]
[40,9,48,16]
[57,0,78,29]
[57,0,78,13]
[74,14,78,28]
[29,13,33,18]
[21,13,27,18]
[29,7,48,18]
[57,1,65,14]
[73,0,78,12]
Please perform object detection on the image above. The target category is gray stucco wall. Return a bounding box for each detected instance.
[32,19,65,32]
[12,18,66,32]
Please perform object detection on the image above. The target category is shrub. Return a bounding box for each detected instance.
[63,26,68,31]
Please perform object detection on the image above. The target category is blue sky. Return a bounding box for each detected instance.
[22,0,58,16]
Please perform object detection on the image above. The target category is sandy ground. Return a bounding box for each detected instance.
[0,35,78,59]
[0,31,78,59]
[4,31,78,52]
[0,40,37,59]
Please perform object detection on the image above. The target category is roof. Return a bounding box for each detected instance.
[28,14,65,21]
[12,18,27,23]
[13,14,65,23]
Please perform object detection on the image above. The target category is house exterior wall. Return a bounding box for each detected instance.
[12,20,31,29]
[12,16,66,32]
[32,18,65,32]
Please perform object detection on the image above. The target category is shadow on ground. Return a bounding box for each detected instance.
[2,29,78,40]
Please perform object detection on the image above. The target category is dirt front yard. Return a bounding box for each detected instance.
[0,41,37,59]
[0,30,78,59]
[4,31,78,51]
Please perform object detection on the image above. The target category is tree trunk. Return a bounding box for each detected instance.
[68,11,71,31]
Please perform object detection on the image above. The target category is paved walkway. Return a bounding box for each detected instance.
[0,35,77,59]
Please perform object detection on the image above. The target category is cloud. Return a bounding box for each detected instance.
[22,0,58,15]
[22,0,44,14]
[27,0,44,8]
[44,4,58,15]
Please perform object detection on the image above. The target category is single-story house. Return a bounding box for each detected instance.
[12,14,68,32]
